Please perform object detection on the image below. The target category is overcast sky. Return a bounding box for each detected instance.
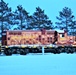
[4,0,76,25]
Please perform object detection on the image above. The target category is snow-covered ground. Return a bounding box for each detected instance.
[0,53,76,75]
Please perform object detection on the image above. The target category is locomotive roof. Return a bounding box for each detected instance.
[5,30,56,32]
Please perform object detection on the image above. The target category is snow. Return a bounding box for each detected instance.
[0,53,76,75]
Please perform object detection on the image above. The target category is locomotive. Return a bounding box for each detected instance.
[0,29,76,55]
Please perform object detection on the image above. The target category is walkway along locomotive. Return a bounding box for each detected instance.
[0,29,76,55]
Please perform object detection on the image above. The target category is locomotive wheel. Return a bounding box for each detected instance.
[4,49,12,56]
[53,50,57,54]
[20,48,29,55]
[20,49,25,55]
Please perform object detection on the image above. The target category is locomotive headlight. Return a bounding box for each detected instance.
[6,46,8,48]
[33,46,36,48]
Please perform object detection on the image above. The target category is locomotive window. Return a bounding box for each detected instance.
[62,34,64,37]
[60,34,64,37]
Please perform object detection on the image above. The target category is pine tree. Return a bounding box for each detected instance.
[69,21,76,35]
[0,0,13,40]
[55,7,74,33]
[29,7,53,30]
[14,5,29,30]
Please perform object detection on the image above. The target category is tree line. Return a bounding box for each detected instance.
[0,0,76,39]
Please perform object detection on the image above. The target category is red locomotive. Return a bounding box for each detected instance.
[1,29,76,55]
